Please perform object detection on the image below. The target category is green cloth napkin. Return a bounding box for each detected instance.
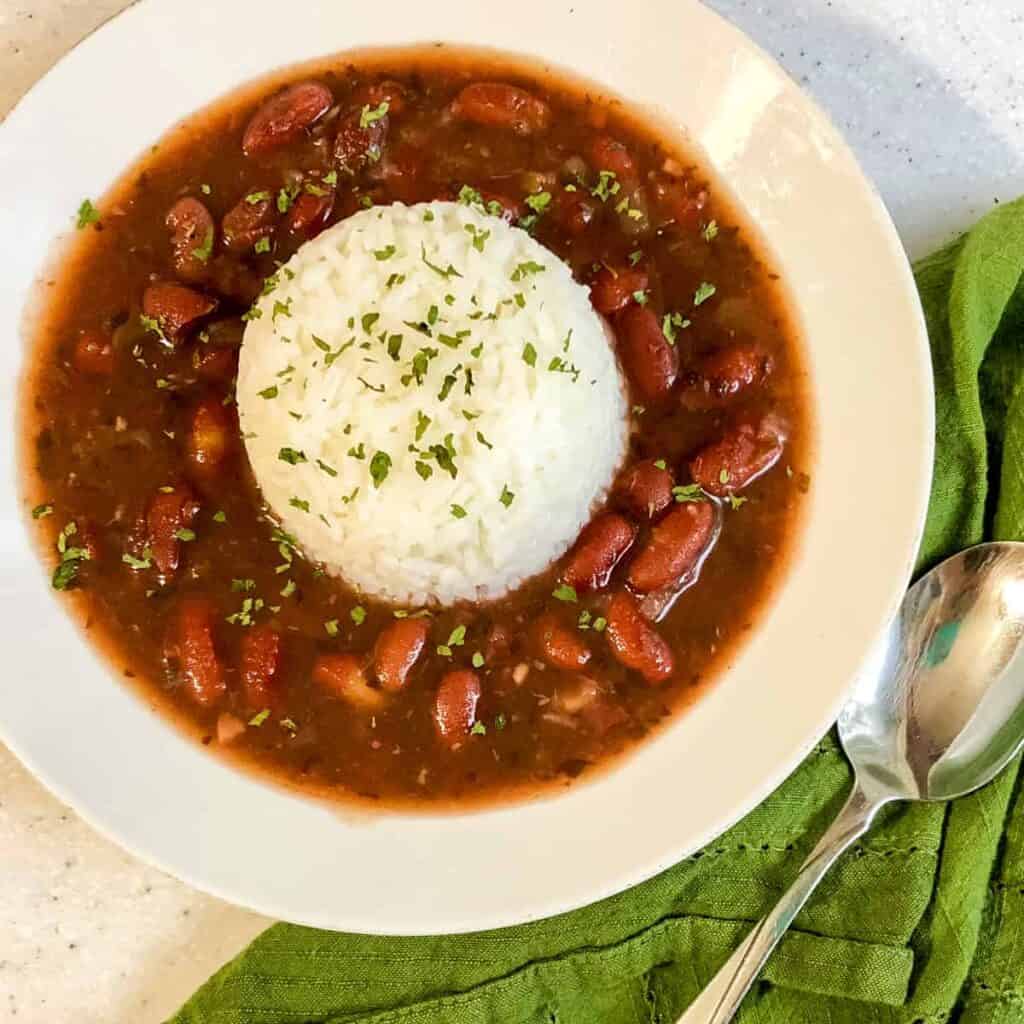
[170,196,1024,1024]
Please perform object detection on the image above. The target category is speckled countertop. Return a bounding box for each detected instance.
[2,2,1023,1021]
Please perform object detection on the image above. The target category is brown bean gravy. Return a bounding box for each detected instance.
[20,47,812,810]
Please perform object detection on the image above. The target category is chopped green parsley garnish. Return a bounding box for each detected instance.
[316,459,337,477]
[694,281,717,306]
[499,485,515,508]
[447,625,467,647]
[719,468,731,485]
[289,497,310,513]
[192,227,214,263]
[464,223,490,252]
[232,578,256,592]
[673,483,707,503]
[245,190,271,205]
[122,549,153,571]
[324,619,340,637]
[248,709,271,727]
[369,451,392,488]
[591,171,620,202]
[200,183,212,195]
[470,720,487,736]
[280,579,297,598]
[258,385,279,399]
[475,431,492,450]
[552,583,578,603]
[212,510,227,523]
[415,461,433,480]
[511,261,545,282]
[32,503,54,519]
[450,504,467,519]
[633,290,649,306]
[76,199,100,229]
[628,250,644,266]
[254,236,271,254]
[525,191,552,214]
[226,596,264,627]
[359,101,390,128]
[374,244,397,261]
[361,312,380,333]
[662,312,691,345]
[522,342,537,367]
[421,243,462,279]
[348,442,366,460]
[702,220,719,242]
[728,494,748,510]
[386,273,406,289]
[653,459,667,470]
[278,447,306,465]
[174,528,196,542]
[472,651,485,669]
[272,298,293,321]
[350,605,367,626]
[415,411,431,441]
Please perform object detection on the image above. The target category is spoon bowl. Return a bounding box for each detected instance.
[680,541,1024,1023]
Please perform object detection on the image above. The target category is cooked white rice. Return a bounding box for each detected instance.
[237,200,628,606]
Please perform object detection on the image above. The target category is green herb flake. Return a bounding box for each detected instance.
[702,220,719,242]
[272,298,293,321]
[591,171,621,202]
[628,249,644,266]
[437,644,453,658]
[31,503,54,519]
[653,459,667,470]
[673,483,708,503]
[258,385,279,399]
[289,497,311,513]
[511,261,546,283]
[694,281,717,306]
[361,312,380,334]
[552,583,578,603]
[76,199,100,229]
[369,451,392,488]
[212,510,227,523]
[324,619,340,637]
[200,183,212,195]
[475,430,493,450]
[450,504,468,519]
[350,605,367,626]
[719,468,731,485]
[245,190,271,205]
[280,578,297,598]
[279,718,298,734]
[469,720,487,736]
[472,651,485,669]
[593,617,607,633]
[192,227,214,263]
[422,209,435,221]
[359,101,390,129]
[278,447,307,465]
[728,494,748,510]
[231,578,256,592]
[447,625,467,647]
[374,244,397,261]
[522,342,537,367]
[386,273,406,289]
[499,484,515,508]
[464,223,491,252]
[248,709,271,727]
[122,549,153,571]
[420,243,462,279]
[415,460,433,480]
[173,528,196,542]
[661,312,692,345]
[525,191,552,214]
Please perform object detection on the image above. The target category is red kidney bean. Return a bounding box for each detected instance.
[434,670,482,745]
[313,654,385,709]
[606,591,674,684]
[187,397,233,474]
[589,135,638,185]
[221,195,276,253]
[175,598,226,706]
[615,460,674,520]
[534,615,592,671]
[552,190,598,235]
[562,512,638,591]
[334,107,388,175]
[146,484,199,576]
[242,81,334,156]
[72,330,114,375]
[373,618,429,692]
[240,624,282,711]
[690,417,786,495]
[627,500,717,593]
[651,177,709,230]
[614,304,679,401]
[449,83,551,134]
[165,197,214,281]
[679,344,772,409]
[354,80,409,117]
[284,191,334,236]
[142,283,216,343]
[590,265,650,315]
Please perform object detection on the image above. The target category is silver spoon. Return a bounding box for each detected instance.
[678,541,1024,1024]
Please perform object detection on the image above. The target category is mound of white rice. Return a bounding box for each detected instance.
[237,200,628,606]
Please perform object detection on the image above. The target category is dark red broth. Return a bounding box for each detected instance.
[20,47,812,809]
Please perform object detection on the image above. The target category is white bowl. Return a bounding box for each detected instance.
[0,0,932,933]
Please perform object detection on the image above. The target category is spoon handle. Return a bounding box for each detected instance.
[675,781,882,1024]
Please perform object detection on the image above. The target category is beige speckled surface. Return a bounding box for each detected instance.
[3,1,1023,1021]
